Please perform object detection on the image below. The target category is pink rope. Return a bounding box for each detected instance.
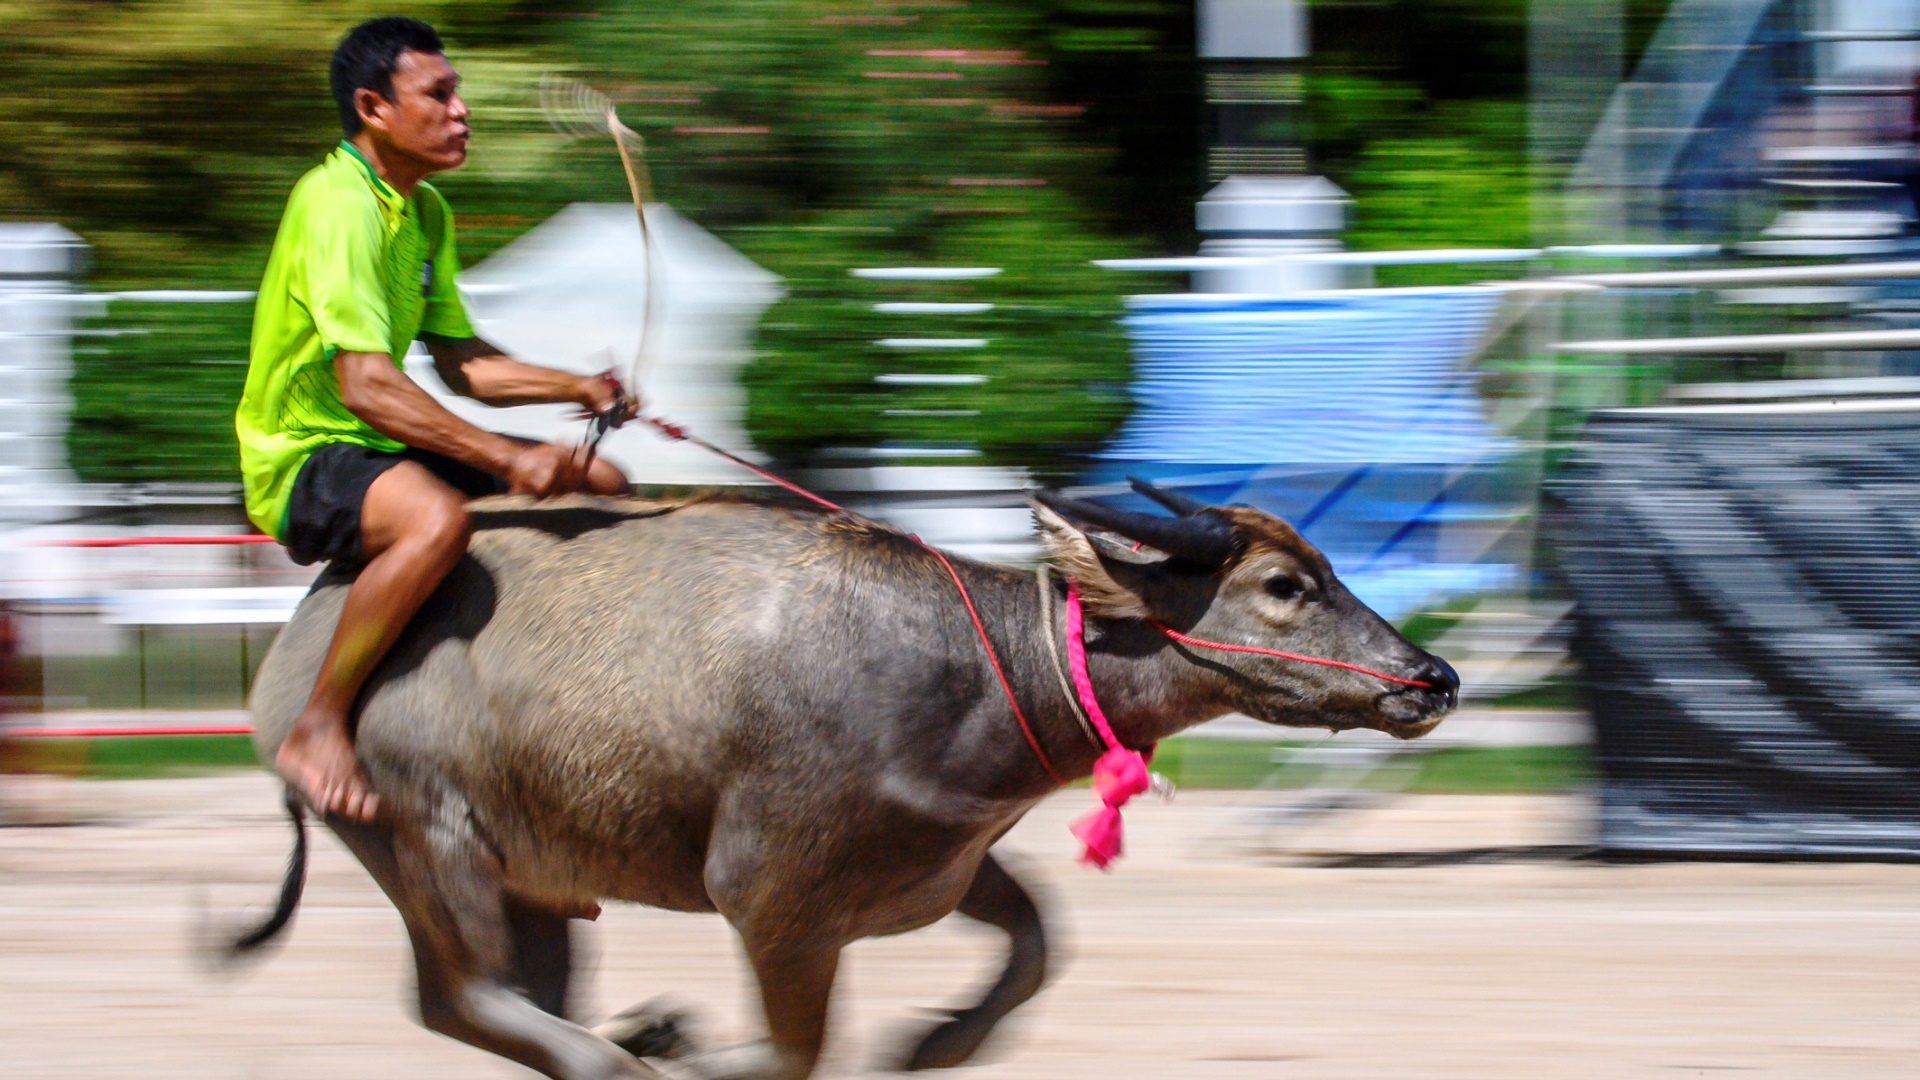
[1064,578,1151,870]
[1063,579,1123,751]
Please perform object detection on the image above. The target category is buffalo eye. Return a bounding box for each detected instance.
[1264,575,1307,602]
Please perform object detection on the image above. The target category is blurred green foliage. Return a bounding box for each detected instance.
[0,0,1552,483]
[1307,2,1533,285]
[1149,738,1593,793]
[70,302,254,483]
[550,0,1153,470]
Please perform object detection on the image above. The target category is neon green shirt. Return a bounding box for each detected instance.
[235,142,474,538]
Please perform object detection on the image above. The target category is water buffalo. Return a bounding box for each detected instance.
[231,481,1457,1080]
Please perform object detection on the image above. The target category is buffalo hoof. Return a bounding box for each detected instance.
[897,1008,994,1071]
[597,999,700,1060]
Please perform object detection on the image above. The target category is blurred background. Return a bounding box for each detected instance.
[14,4,1920,1077]
[6,0,1920,861]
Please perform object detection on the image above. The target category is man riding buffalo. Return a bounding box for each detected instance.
[234,483,1459,1080]
[235,16,635,823]
[226,19,1463,1080]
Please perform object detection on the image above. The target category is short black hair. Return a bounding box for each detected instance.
[330,16,445,136]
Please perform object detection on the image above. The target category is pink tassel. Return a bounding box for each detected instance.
[1073,747,1151,870]
[1091,746,1150,805]
[1071,805,1125,870]
[1063,580,1160,870]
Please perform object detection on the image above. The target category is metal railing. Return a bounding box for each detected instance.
[8,531,311,730]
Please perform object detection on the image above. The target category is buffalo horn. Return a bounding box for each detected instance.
[1034,489,1239,568]
[1127,476,1212,518]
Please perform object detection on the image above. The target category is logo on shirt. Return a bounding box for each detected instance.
[421,259,434,297]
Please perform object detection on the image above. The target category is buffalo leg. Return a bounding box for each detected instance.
[328,817,664,1080]
[505,895,575,1019]
[898,852,1049,1071]
[645,941,839,1080]
[595,999,703,1061]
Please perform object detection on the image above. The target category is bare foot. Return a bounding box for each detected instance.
[275,709,379,822]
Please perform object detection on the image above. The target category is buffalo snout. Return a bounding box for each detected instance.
[1376,650,1459,738]
[1418,653,1460,707]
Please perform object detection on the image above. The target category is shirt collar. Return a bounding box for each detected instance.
[335,140,406,213]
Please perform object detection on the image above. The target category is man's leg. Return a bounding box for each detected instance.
[275,461,473,821]
[583,455,629,497]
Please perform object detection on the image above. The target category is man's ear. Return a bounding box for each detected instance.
[354,87,392,134]
[1031,497,1155,619]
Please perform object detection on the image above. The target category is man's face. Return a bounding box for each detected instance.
[363,49,470,172]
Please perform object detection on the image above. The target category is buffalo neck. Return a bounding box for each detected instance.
[936,559,1228,798]
[1072,607,1228,754]
[931,559,1093,797]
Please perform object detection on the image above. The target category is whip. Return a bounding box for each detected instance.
[538,76,662,457]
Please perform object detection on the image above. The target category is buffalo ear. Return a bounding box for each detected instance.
[1031,497,1153,619]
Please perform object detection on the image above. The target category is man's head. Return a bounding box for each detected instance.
[330,17,469,173]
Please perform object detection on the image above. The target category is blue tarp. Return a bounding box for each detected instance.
[1102,290,1512,467]
[1092,289,1519,621]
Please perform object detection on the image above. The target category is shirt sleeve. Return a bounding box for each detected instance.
[297,186,393,356]
[420,188,475,340]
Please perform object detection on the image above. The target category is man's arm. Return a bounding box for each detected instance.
[334,350,581,494]
[424,334,628,413]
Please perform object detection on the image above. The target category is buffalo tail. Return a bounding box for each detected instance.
[225,787,309,957]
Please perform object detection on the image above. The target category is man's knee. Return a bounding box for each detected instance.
[363,461,479,560]
[411,494,474,554]
[586,459,629,497]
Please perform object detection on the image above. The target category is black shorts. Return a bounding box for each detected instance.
[282,442,511,567]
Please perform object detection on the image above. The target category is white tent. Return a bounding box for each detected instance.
[409,203,783,486]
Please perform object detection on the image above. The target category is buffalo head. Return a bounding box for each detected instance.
[1031,479,1458,739]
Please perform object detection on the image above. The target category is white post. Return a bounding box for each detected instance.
[0,224,85,525]
[1195,0,1356,293]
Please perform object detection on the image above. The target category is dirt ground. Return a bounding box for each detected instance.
[4,774,1919,1080]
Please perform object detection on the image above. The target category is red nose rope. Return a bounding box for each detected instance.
[643,416,850,514]
[1148,622,1436,689]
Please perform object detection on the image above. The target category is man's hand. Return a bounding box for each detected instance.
[505,440,590,497]
[575,369,642,426]
[336,345,630,500]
